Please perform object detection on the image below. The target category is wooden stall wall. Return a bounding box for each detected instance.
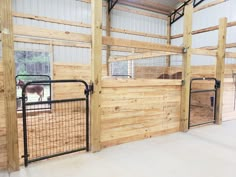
[135,64,236,121]
[0,62,7,169]
[53,63,107,100]
[100,79,182,148]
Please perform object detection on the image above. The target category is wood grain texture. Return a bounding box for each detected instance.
[53,63,106,100]
[91,0,103,152]
[0,62,7,170]
[215,18,227,125]
[180,5,193,132]
[101,79,181,147]
[1,0,19,171]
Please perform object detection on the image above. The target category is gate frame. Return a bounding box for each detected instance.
[21,79,90,166]
[188,77,220,129]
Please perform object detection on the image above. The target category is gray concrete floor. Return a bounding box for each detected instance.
[1,120,236,177]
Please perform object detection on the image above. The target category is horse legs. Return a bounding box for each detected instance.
[38,95,42,102]
[38,89,44,102]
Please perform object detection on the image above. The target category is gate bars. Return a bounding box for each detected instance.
[22,80,90,166]
[188,78,220,128]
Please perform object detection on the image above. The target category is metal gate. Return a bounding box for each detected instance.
[22,80,90,166]
[188,78,220,128]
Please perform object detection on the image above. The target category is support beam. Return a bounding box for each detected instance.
[172,21,236,39]
[91,0,102,152]
[192,48,217,56]
[180,5,193,132]
[7,25,179,52]
[200,43,236,50]
[215,18,227,125]
[106,2,111,76]
[13,12,167,40]
[109,51,178,62]
[166,16,171,67]
[226,52,236,58]
[102,36,183,53]
[1,0,19,171]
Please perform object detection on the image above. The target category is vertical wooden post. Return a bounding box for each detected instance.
[1,0,20,171]
[91,0,102,152]
[215,18,227,125]
[180,5,193,132]
[166,16,171,67]
[106,2,111,76]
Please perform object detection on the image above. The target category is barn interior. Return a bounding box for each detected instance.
[0,0,236,176]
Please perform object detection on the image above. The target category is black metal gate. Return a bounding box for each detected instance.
[188,78,220,128]
[22,80,90,166]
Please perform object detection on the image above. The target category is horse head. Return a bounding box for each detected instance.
[17,79,25,89]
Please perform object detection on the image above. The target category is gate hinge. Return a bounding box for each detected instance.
[89,83,94,94]
[216,80,221,89]
[84,82,94,95]
[21,154,29,158]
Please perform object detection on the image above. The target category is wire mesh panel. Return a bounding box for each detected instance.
[189,78,219,128]
[22,80,89,166]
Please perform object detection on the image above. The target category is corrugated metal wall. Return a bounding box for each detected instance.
[8,0,167,67]
[171,0,236,66]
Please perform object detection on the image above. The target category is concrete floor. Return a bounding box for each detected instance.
[1,120,236,177]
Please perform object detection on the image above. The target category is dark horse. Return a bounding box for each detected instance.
[17,79,44,101]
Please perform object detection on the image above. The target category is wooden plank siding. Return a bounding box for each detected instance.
[0,62,7,170]
[100,79,181,148]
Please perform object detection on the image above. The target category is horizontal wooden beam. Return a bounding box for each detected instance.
[110,27,167,40]
[14,25,92,43]
[192,48,217,56]
[0,35,153,53]
[109,51,178,62]
[200,43,236,50]
[192,49,236,58]
[1,25,182,53]
[103,36,183,53]
[226,52,236,58]
[102,79,182,88]
[171,21,236,39]
[13,12,167,40]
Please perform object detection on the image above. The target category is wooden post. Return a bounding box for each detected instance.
[1,0,20,171]
[215,18,227,125]
[166,16,171,67]
[106,2,111,76]
[180,5,193,132]
[91,0,102,152]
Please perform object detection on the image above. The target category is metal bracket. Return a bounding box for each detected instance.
[89,83,94,94]
[84,83,94,95]
[21,154,29,158]
[108,0,119,13]
[170,0,206,25]
[183,47,189,53]
[216,80,221,89]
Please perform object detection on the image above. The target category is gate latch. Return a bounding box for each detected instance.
[84,83,94,95]
[88,83,94,94]
[216,80,221,89]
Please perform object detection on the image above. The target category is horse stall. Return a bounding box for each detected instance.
[1,0,236,173]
